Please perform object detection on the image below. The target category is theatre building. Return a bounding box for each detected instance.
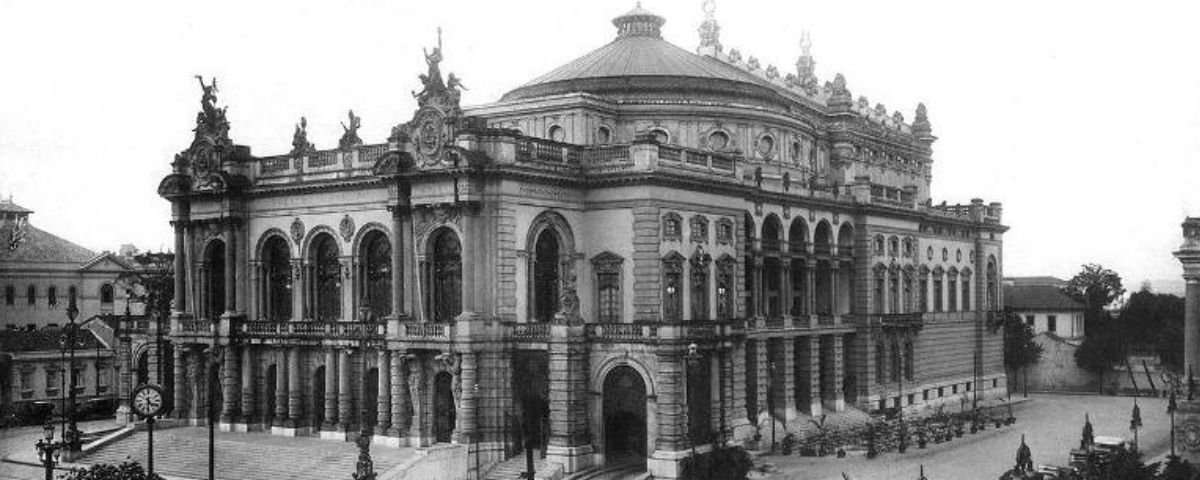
[156,4,1007,478]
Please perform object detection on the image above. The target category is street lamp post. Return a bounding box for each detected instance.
[768,361,776,453]
[64,298,81,452]
[34,422,64,480]
[1169,391,1178,458]
[473,383,480,480]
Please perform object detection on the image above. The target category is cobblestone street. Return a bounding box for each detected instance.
[766,394,1172,480]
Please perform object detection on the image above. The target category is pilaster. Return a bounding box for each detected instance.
[546,316,592,473]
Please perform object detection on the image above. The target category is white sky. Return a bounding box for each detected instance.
[1,0,1197,288]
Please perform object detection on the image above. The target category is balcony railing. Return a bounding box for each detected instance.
[508,322,551,341]
[178,318,213,335]
[875,313,925,330]
[398,322,453,341]
[589,323,659,342]
[237,321,385,340]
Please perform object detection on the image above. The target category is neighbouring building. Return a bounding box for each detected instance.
[0,325,115,424]
[155,4,1007,479]
[1004,277,1085,339]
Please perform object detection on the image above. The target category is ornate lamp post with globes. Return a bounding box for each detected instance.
[62,296,83,453]
[34,422,65,480]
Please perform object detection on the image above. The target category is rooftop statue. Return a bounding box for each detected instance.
[187,75,233,182]
[339,110,363,149]
[698,0,722,50]
[291,117,314,155]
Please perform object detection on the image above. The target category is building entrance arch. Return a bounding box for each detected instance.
[603,365,648,462]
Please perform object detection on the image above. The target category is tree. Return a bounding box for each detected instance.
[1120,286,1186,371]
[1075,317,1123,393]
[1002,309,1044,374]
[1064,264,1126,336]
[63,461,164,480]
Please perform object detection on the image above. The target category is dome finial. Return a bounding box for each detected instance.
[614,3,665,38]
[698,0,722,51]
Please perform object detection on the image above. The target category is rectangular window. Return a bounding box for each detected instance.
[962,279,971,310]
[97,366,110,393]
[908,393,915,405]
[48,286,57,307]
[46,370,60,396]
[597,272,621,323]
[952,384,958,394]
[919,278,928,312]
[27,285,36,305]
[938,386,944,397]
[1047,315,1057,332]
[948,278,958,312]
[4,285,12,305]
[1025,315,1034,326]
[965,382,972,392]
[923,390,929,401]
[874,277,885,314]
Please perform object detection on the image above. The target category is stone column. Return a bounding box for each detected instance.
[172,346,187,419]
[830,264,841,316]
[547,319,591,473]
[755,339,769,421]
[805,262,816,319]
[1175,219,1200,380]
[782,338,797,424]
[223,223,237,315]
[287,347,302,430]
[407,355,427,446]
[808,336,823,417]
[389,351,408,438]
[377,350,392,436]
[650,349,687,479]
[324,348,339,432]
[115,333,132,423]
[753,256,765,317]
[781,261,793,322]
[390,208,405,317]
[339,349,353,432]
[274,348,289,428]
[221,346,238,424]
[833,335,846,412]
[173,220,187,313]
[240,346,255,426]
[719,349,735,442]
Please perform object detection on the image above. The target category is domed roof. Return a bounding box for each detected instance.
[501,5,782,103]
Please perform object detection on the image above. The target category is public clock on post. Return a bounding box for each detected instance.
[131,384,165,418]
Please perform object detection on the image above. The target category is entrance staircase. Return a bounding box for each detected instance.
[484,450,562,480]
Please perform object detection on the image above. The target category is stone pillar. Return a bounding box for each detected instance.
[389,350,409,438]
[781,261,793,322]
[830,264,840,316]
[881,269,890,315]
[223,223,237,315]
[339,349,353,433]
[115,333,133,423]
[390,209,405,318]
[407,355,428,446]
[650,350,687,479]
[287,347,302,430]
[377,350,392,437]
[755,339,769,420]
[172,346,187,420]
[456,352,478,445]
[833,335,846,412]
[782,338,797,424]
[808,336,822,417]
[240,346,255,426]
[1174,218,1200,464]
[547,319,591,473]
[173,221,187,313]
[221,346,238,424]
[753,256,765,317]
[274,348,289,429]
[719,349,736,442]
[324,348,339,432]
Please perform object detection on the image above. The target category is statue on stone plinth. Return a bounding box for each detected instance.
[339,110,363,149]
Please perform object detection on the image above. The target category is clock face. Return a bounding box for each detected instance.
[132,385,164,418]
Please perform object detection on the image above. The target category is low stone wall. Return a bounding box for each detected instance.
[383,444,468,480]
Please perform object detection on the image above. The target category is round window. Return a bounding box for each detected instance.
[708,131,729,150]
[548,125,565,142]
[650,128,669,144]
[758,135,775,156]
[596,126,611,144]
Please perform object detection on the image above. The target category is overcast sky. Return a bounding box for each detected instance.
[1,0,1197,290]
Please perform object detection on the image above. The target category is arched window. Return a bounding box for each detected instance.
[890,342,901,382]
[4,285,13,305]
[933,268,944,312]
[204,241,225,319]
[961,270,972,311]
[27,285,36,305]
[47,286,57,307]
[948,268,959,312]
[100,283,113,304]
[918,268,929,312]
[360,231,392,319]
[873,267,886,315]
[788,219,808,254]
[874,235,885,255]
[311,234,341,322]
[761,216,781,253]
[429,229,462,323]
[662,253,685,321]
[548,125,565,142]
[986,258,998,311]
[533,229,560,322]
[68,286,78,307]
[262,236,292,322]
[904,341,914,381]
[708,131,730,151]
[888,270,899,314]
[888,237,899,257]
[875,343,886,384]
[649,128,669,144]
[596,126,612,145]
[716,256,735,320]
[903,270,914,313]
[690,249,711,321]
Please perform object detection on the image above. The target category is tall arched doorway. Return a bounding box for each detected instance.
[135,351,149,386]
[433,372,456,443]
[603,366,647,461]
[204,240,226,319]
[533,230,560,322]
[311,234,341,322]
[262,236,292,321]
[360,231,392,319]
[429,229,462,323]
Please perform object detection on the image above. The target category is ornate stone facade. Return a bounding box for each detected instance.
[154,5,1006,480]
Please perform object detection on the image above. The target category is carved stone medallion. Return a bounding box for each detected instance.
[339,215,356,243]
[1182,419,1200,452]
[290,218,305,244]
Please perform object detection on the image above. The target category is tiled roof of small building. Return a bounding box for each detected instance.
[0,223,96,264]
[0,198,33,214]
[1004,276,1067,288]
[1004,284,1084,311]
[0,327,106,353]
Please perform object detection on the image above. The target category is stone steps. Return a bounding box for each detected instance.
[484,450,557,480]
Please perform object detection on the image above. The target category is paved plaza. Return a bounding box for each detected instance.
[765,393,1172,480]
